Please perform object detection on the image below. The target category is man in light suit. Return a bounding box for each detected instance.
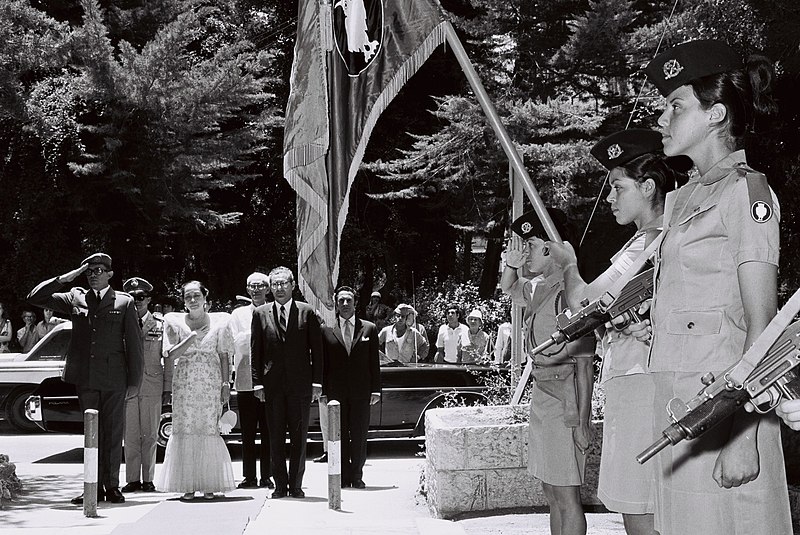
[28,253,143,505]
[121,277,170,494]
[251,266,322,499]
[321,286,380,488]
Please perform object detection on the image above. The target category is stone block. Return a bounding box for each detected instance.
[486,468,544,509]
[426,464,486,517]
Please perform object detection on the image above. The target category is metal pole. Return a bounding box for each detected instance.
[83,409,99,517]
[327,400,341,510]
[444,22,561,243]
[509,161,524,394]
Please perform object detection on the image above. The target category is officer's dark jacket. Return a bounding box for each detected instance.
[27,277,144,391]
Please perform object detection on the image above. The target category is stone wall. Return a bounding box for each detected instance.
[424,405,602,519]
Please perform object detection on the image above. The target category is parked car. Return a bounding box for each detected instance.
[27,358,503,445]
[0,322,71,432]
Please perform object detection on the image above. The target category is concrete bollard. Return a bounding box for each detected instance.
[83,409,99,518]
[327,400,341,510]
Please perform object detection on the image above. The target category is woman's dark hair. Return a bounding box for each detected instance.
[690,54,777,149]
[621,153,688,208]
[181,280,209,299]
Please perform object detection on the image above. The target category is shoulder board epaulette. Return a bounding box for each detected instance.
[737,166,773,224]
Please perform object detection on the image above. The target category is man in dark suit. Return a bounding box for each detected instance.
[321,286,380,489]
[28,253,143,505]
[251,266,322,499]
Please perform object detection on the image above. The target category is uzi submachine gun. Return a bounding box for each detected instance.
[510,267,654,405]
[637,316,800,464]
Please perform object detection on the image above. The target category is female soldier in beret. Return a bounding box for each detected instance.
[639,39,791,534]
[547,129,687,535]
[501,208,595,535]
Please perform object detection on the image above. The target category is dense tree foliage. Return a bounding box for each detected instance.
[0,0,798,331]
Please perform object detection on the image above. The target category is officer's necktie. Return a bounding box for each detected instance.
[343,319,352,352]
[139,318,144,329]
[278,305,287,340]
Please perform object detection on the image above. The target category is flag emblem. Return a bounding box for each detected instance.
[334,0,384,76]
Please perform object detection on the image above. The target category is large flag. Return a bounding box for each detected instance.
[283,0,448,320]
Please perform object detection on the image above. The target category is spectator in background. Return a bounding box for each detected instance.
[0,303,12,353]
[435,305,467,364]
[17,310,39,352]
[365,291,392,332]
[494,320,512,365]
[378,304,429,364]
[457,309,491,364]
[35,307,67,339]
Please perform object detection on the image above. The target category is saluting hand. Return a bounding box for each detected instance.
[504,241,527,269]
[59,264,88,283]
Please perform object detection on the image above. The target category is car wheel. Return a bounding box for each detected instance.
[4,387,41,433]
[157,410,172,448]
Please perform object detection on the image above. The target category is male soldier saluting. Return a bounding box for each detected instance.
[120,277,170,494]
[28,253,143,505]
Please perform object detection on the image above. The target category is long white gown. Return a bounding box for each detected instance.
[156,312,235,493]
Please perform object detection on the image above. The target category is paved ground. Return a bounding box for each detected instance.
[1,432,627,534]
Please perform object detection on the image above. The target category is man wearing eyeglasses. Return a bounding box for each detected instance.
[120,277,168,494]
[251,266,323,499]
[227,272,274,490]
[27,253,143,506]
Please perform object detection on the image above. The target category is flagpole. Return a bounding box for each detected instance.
[443,22,561,243]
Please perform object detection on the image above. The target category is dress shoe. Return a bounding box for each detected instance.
[237,477,259,489]
[181,492,195,501]
[71,490,104,505]
[312,452,328,463]
[341,480,351,488]
[106,487,125,503]
[121,481,142,493]
[288,488,305,498]
[352,480,366,489]
[259,478,275,489]
[141,481,156,492]
[271,489,287,499]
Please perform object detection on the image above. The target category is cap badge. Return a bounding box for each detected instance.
[663,59,683,80]
[607,144,623,160]
[521,222,532,234]
[130,279,139,288]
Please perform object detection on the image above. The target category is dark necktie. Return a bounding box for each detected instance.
[278,305,287,340]
[139,317,144,329]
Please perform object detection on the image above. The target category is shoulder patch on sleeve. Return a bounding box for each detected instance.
[745,173,773,223]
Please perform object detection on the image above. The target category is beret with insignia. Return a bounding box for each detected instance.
[81,252,112,269]
[123,277,153,294]
[591,129,664,170]
[510,207,575,245]
[645,39,741,97]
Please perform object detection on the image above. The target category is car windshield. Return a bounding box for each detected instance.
[27,329,70,361]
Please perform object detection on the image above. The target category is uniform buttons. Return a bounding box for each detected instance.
[687,322,695,329]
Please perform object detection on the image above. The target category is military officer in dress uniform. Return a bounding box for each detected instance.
[27,253,143,505]
[121,277,170,493]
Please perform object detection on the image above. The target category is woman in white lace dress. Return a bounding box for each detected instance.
[156,281,235,501]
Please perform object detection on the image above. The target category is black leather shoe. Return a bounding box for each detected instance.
[141,481,156,492]
[237,477,259,489]
[271,489,287,499]
[288,488,305,498]
[259,478,275,489]
[106,487,125,504]
[71,490,104,504]
[121,481,142,493]
[341,480,351,488]
[352,480,366,489]
[312,452,328,463]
